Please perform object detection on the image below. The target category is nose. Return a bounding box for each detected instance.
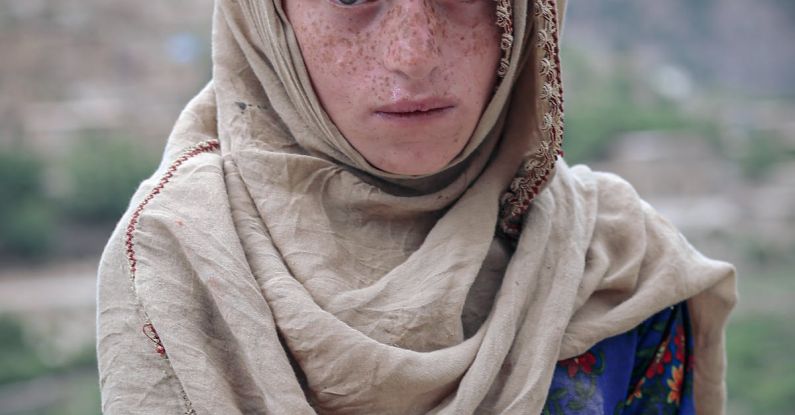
[382,0,441,81]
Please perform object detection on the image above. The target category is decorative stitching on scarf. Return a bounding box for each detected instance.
[498,0,565,240]
[494,0,514,78]
[124,139,220,415]
[142,322,167,357]
[125,139,221,278]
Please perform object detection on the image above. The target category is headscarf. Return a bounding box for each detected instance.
[96,1,736,414]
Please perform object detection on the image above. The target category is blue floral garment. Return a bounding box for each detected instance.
[542,303,694,414]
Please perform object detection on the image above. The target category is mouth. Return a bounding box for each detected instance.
[374,98,456,119]
[376,107,453,119]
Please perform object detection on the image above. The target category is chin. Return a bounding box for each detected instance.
[377,162,447,176]
[344,117,472,176]
[369,143,463,176]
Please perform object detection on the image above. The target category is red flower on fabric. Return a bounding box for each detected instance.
[674,325,685,347]
[645,360,664,379]
[560,352,597,378]
[667,364,684,405]
[626,378,645,405]
[663,348,673,364]
[675,346,685,362]
[674,325,686,361]
[645,336,671,379]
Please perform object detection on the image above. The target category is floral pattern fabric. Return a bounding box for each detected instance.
[542,303,694,414]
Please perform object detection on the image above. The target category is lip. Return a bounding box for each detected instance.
[373,97,456,119]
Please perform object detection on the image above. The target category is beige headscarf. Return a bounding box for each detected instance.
[96,1,736,414]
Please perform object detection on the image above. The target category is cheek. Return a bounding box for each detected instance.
[295,22,354,85]
[292,16,386,113]
[455,23,501,79]
[441,22,501,114]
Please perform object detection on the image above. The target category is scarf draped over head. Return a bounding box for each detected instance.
[96,0,736,414]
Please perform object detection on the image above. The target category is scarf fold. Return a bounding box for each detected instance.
[97,0,736,414]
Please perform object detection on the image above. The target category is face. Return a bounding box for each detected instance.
[284,0,501,175]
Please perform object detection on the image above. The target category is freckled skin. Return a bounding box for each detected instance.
[284,0,501,175]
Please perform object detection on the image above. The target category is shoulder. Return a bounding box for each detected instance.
[96,140,222,413]
[115,140,224,224]
[125,139,225,229]
[564,162,646,209]
[535,161,650,242]
[98,139,226,299]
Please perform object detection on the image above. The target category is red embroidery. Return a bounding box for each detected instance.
[143,322,167,357]
[123,139,220,358]
[124,140,220,280]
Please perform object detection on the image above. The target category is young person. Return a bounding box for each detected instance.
[97,1,736,413]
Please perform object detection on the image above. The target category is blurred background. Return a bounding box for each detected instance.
[0,0,792,414]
